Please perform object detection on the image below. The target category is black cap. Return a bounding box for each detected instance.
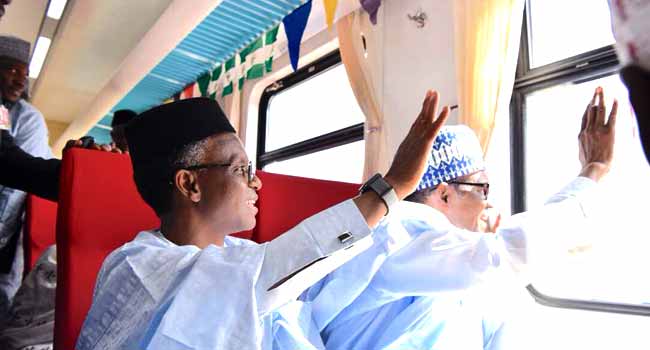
[126,98,235,182]
[111,109,137,127]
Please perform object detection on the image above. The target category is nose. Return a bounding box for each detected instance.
[11,75,25,87]
[249,175,262,191]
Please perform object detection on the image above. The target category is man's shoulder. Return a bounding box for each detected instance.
[97,230,198,285]
[12,100,46,130]
[15,99,44,118]
[109,230,177,255]
[384,201,450,227]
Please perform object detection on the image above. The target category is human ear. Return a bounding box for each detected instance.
[174,170,201,203]
[437,183,449,204]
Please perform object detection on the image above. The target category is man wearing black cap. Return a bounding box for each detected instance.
[0,35,52,317]
[76,91,449,349]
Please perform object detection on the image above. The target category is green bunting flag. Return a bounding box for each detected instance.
[197,73,211,97]
[174,25,280,100]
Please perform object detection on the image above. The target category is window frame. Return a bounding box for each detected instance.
[257,50,364,170]
[510,2,650,316]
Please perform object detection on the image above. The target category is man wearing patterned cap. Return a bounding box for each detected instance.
[406,125,494,232]
[0,35,52,319]
[303,99,617,349]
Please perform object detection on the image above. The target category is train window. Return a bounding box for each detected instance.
[258,51,365,183]
[527,0,615,68]
[264,141,364,183]
[264,64,364,152]
[512,2,650,313]
[524,74,650,305]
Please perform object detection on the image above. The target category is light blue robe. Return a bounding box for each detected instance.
[77,200,373,350]
[0,99,52,317]
[301,177,597,349]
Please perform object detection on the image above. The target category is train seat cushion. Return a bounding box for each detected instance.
[253,171,360,243]
[54,149,160,350]
[24,194,58,274]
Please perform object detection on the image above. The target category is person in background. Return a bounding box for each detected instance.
[609,0,650,164]
[0,111,135,350]
[0,0,11,19]
[0,35,52,318]
[0,109,135,201]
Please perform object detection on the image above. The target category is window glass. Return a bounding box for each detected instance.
[528,0,615,68]
[508,290,650,349]
[263,140,364,183]
[484,108,512,215]
[265,64,365,151]
[524,73,650,304]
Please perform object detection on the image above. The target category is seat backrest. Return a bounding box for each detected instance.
[54,149,160,350]
[24,194,57,274]
[253,171,360,243]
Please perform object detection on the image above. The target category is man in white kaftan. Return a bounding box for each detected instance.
[0,36,52,318]
[76,91,450,349]
[301,92,617,349]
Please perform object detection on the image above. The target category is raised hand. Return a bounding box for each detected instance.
[578,87,617,182]
[353,90,449,228]
[385,90,449,199]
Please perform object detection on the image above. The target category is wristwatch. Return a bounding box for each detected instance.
[359,173,399,215]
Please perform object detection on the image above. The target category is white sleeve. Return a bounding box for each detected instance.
[255,199,372,315]
[371,177,599,296]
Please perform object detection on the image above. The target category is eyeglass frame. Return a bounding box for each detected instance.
[447,180,489,200]
[180,160,256,183]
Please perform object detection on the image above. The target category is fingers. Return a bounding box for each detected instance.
[607,99,618,128]
[429,106,449,139]
[415,90,436,127]
[426,91,439,125]
[585,89,598,131]
[580,102,590,132]
[64,139,81,150]
[595,87,607,126]
[420,90,433,117]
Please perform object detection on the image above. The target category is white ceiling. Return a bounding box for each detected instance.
[0,0,361,146]
[0,0,48,55]
[29,0,175,124]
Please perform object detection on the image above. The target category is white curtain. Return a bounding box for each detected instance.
[337,10,387,180]
[453,0,525,153]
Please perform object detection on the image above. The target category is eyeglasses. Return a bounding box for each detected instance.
[448,180,489,200]
[183,160,255,183]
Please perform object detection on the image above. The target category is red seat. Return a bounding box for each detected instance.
[24,194,58,274]
[253,171,360,243]
[54,149,160,350]
[54,148,359,349]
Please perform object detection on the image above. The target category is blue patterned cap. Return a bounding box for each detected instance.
[416,125,485,191]
[0,36,30,64]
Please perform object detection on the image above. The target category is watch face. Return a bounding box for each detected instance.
[361,173,383,193]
